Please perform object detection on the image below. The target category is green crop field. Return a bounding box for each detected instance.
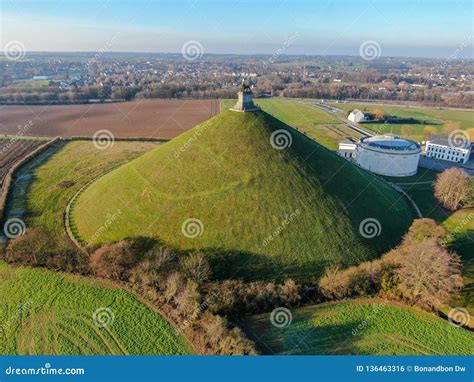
[331,102,474,142]
[222,98,359,150]
[74,110,415,282]
[6,140,158,240]
[0,262,192,355]
[239,299,473,355]
[444,208,474,321]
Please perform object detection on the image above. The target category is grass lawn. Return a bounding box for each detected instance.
[331,102,474,142]
[74,110,415,282]
[239,298,473,355]
[222,98,357,150]
[381,168,439,184]
[5,140,157,240]
[0,262,191,355]
[443,208,474,322]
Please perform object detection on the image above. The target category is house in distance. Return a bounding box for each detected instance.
[347,109,367,123]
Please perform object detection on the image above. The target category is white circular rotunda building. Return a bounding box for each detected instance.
[355,134,421,177]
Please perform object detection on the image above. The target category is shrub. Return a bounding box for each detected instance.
[180,252,212,284]
[319,266,349,299]
[6,229,57,267]
[175,280,200,316]
[216,327,257,355]
[164,272,184,302]
[405,218,447,243]
[89,240,138,280]
[45,241,89,274]
[205,278,301,316]
[129,245,177,287]
[319,261,381,299]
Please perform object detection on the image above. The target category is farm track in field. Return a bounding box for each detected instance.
[0,140,44,189]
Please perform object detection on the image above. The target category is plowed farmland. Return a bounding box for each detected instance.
[0,99,220,139]
[0,139,45,190]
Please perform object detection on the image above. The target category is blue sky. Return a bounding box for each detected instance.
[1,0,472,58]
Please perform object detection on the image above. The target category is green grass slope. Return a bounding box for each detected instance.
[6,140,157,240]
[0,262,191,355]
[74,110,415,281]
[239,299,473,355]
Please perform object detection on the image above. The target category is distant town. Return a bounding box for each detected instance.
[1,53,473,108]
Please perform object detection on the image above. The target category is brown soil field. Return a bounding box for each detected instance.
[0,139,44,188]
[0,99,220,139]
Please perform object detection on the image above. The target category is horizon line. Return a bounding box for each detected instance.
[2,51,472,61]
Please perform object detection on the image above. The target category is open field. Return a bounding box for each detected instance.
[4,140,158,240]
[0,99,219,139]
[0,262,192,355]
[74,110,414,282]
[331,102,474,142]
[239,299,473,355]
[444,208,474,319]
[0,139,45,191]
[222,98,362,150]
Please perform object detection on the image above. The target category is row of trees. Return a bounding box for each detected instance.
[1,233,304,354]
[319,219,463,311]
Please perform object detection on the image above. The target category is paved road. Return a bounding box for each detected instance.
[300,100,374,137]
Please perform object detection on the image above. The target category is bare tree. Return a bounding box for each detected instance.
[434,168,471,211]
[382,237,463,310]
[180,252,212,284]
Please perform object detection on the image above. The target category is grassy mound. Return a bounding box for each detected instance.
[239,299,473,355]
[74,110,415,281]
[0,262,191,355]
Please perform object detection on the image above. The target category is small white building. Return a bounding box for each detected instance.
[338,139,357,160]
[348,109,366,123]
[425,136,472,164]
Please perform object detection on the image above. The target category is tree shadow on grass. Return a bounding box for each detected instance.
[241,317,362,355]
[202,247,328,283]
